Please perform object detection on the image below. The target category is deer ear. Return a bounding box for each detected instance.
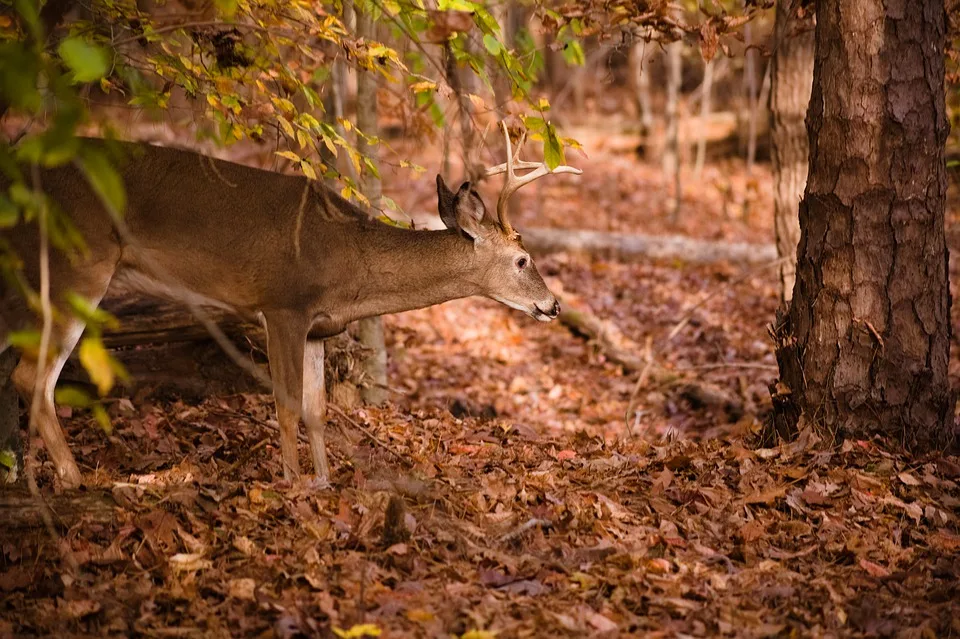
[453,181,487,242]
[436,175,458,230]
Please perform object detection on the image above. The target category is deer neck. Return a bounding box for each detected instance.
[330,223,483,325]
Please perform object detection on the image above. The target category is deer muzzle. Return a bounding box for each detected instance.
[533,299,561,322]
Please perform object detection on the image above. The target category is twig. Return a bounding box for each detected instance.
[666,256,789,342]
[111,20,292,48]
[624,335,654,438]
[209,408,310,444]
[676,362,778,372]
[498,517,551,544]
[622,257,790,434]
[327,404,412,468]
[222,437,270,475]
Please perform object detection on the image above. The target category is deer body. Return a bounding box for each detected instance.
[1,129,576,488]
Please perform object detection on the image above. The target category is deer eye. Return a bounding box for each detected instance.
[516,256,528,270]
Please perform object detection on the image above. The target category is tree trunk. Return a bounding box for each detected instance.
[743,18,759,173]
[355,5,388,406]
[663,39,683,221]
[772,0,955,449]
[693,57,715,179]
[443,39,481,183]
[770,0,815,303]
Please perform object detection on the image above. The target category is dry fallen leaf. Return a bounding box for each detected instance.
[228,578,256,600]
[859,559,891,578]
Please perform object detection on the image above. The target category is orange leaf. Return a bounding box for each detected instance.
[859,559,890,578]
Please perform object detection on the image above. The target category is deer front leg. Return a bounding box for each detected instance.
[263,313,309,481]
[302,339,330,485]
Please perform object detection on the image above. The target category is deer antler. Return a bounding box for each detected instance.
[484,121,582,235]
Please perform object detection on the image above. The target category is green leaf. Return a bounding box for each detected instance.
[58,36,111,83]
[78,335,115,396]
[65,292,119,330]
[78,147,126,216]
[213,0,238,18]
[363,157,381,180]
[543,122,565,170]
[482,34,501,56]
[0,449,15,470]
[92,403,112,434]
[0,195,19,228]
[562,39,585,67]
[55,386,94,408]
[6,329,40,351]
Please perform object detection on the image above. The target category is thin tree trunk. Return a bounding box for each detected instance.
[743,19,759,173]
[355,4,387,406]
[770,0,814,304]
[693,57,715,179]
[322,60,351,187]
[444,38,481,183]
[664,39,683,221]
[771,0,955,449]
[632,44,655,134]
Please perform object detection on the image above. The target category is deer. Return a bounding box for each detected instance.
[0,123,581,488]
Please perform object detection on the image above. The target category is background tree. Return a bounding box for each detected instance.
[772,0,956,448]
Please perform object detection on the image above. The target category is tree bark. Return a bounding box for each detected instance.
[770,0,815,303]
[772,0,956,449]
[355,5,388,406]
[443,39,481,183]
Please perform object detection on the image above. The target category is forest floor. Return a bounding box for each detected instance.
[2,148,960,638]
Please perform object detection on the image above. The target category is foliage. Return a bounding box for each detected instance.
[0,0,595,407]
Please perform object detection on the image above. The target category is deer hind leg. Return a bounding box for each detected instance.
[263,312,310,481]
[11,315,89,488]
[3,249,116,489]
[302,339,330,485]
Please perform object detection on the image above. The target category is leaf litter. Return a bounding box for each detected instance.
[1,159,960,637]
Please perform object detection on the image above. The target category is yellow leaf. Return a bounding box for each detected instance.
[332,624,382,638]
[206,94,219,107]
[337,117,353,132]
[275,150,301,162]
[344,148,360,177]
[78,336,114,396]
[410,81,436,93]
[300,160,317,180]
[406,609,434,622]
[466,93,486,110]
[461,631,497,639]
[296,129,310,149]
[277,116,295,139]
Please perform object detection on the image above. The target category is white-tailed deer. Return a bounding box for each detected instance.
[0,124,580,487]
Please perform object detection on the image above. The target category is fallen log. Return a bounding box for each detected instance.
[547,278,744,421]
[523,228,778,265]
[0,487,118,531]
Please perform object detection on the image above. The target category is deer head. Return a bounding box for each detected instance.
[435,122,581,322]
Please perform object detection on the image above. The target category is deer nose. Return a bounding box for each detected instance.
[547,300,560,318]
